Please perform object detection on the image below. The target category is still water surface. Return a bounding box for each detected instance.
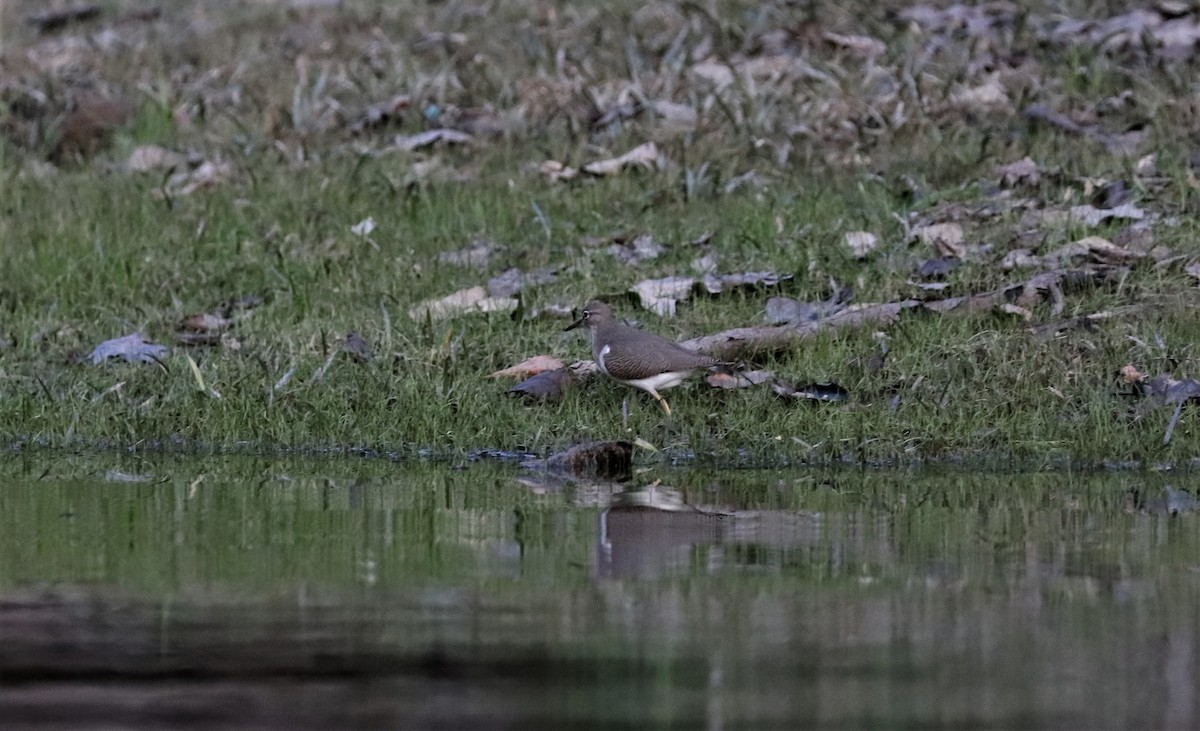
[1,454,1198,729]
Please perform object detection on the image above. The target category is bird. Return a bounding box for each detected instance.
[565,299,723,415]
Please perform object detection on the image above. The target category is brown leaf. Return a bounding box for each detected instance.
[1043,236,1145,267]
[707,370,774,389]
[180,312,234,333]
[997,303,1033,321]
[490,355,565,379]
[540,160,578,181]
[995,157,1041,188]
[914,222,965,258]
[54,91,137,162]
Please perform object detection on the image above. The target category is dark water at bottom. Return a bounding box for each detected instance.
[1,455,1197,729]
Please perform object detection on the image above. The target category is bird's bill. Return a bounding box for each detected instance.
[564,315,585,331]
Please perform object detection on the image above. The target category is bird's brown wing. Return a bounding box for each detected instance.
[600,330,721,380]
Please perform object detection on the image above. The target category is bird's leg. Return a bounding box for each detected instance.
[656,395,672,416]
[622,397,629,429]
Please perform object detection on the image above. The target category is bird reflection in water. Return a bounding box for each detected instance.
[597,482,728,580]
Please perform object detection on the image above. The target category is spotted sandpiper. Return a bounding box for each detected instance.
[565,300,722,415]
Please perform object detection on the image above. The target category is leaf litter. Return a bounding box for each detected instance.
[4,0,1200,459]
[87,333,168,366]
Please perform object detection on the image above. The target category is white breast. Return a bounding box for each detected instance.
[596,343,611,376]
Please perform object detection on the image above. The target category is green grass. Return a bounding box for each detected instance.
[2,0,1199,466]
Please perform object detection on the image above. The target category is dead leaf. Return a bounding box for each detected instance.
[996,157,1041,188]
[844,231,879,259]
[649,100,698,130]
[348,94,411,134]
[689,59,735,90]
[764,288,852,325]
[631,276,695,315]
[343,332,373,363]
[507,368,575,402]
[581,142,660,176]
[490,355,565,379]
[408,286,518,321]
[175,295,262,347]
[822,31,886,57]
[914,222,965,258]
[162,160,233,197]
[88,333,168,365]
[607,233,663,265]
[707,369,774,389]
[540,160,578,181]
[437,239,499,269]
[723,170,767,194]
[692,255,719,276]
[350,217,376,236]
[1043,236,1145,267]
[771,381,851,403]
[125,145,187,173]
[997,303,1033,321]
[700,271,792,294]
[53,91,136,162]
[487,266,558,298]
[1135,154,1158,177]
[915,257,961,278]
[950,77,1009,110]
[1090,180,1131,209]
[180,312,234,333]
[1001,248,1041,271]
[396,128,473,150]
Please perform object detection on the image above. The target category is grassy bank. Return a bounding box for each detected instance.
[2,0,1199,465]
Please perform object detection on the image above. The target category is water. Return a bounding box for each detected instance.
[1,454,1198,729]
